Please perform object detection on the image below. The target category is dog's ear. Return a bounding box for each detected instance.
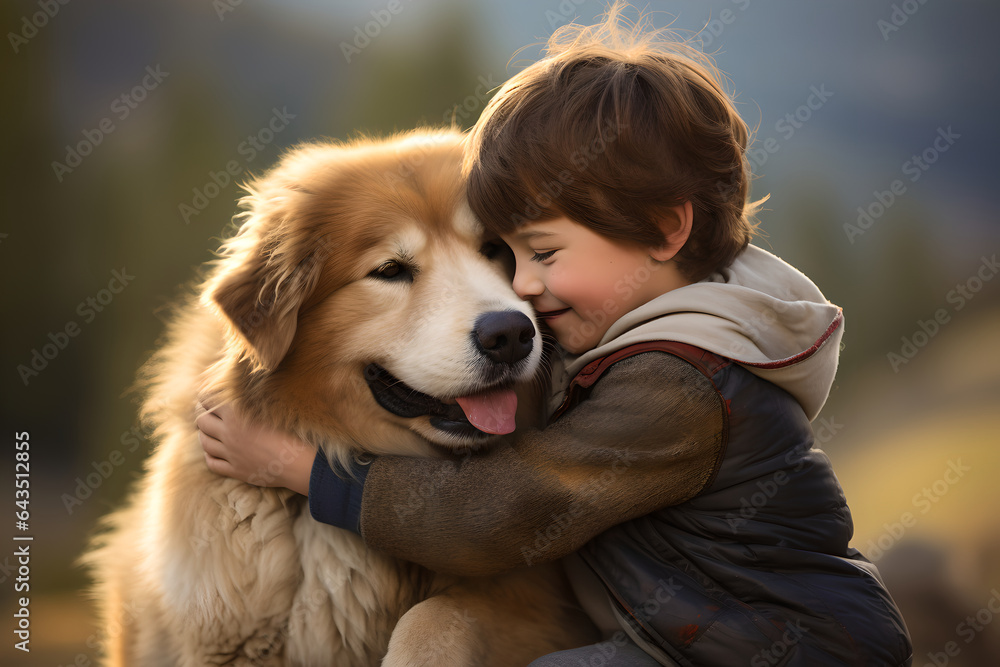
[205,192,324,372]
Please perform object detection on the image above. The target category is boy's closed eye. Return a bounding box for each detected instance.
[531,249,557,263]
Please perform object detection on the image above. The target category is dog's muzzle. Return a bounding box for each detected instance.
[364,310,536,439]
[364,363,517,439]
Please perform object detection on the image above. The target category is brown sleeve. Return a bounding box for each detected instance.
[360,351,726,576]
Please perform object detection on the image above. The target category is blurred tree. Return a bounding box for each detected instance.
[336,2,495,134]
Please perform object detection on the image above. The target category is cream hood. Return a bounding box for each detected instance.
[563,244,843,421]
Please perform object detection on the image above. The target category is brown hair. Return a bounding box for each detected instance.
[464,2,763,282]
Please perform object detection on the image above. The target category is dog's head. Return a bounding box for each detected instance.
[204,129,541,458]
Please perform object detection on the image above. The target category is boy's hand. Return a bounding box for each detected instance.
[196,399,315,496]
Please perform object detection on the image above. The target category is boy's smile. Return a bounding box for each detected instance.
[502,216,691,355]
[536,307,571,320]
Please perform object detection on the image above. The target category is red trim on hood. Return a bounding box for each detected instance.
[735,309,843,370]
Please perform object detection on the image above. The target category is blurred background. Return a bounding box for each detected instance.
[2,0,998,664]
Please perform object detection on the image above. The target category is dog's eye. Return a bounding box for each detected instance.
[480,240,515,278]
[369,260,413,283]
[479,240,504,259]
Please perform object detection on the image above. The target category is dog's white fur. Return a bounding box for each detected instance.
[84,129,593,666]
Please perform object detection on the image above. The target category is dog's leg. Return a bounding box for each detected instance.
[384,565,597,667]
[382,593,488,667]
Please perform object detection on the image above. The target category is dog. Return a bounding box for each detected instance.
[83,128,595,666]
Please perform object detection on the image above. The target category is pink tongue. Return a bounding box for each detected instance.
[455,389,518,435]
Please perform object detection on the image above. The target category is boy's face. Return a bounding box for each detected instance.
[501,217,684,355]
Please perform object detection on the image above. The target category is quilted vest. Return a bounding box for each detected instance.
[556,341,912,667]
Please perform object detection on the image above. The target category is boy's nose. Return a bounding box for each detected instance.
[512,266,544,300]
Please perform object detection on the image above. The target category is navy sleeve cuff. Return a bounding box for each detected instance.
[307,451,370,535]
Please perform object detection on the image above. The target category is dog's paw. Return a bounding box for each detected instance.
[383,597,485,667]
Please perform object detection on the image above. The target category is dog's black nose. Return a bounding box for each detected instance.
[473,311,535,365]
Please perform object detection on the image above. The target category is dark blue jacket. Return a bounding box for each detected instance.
[566,341,913,666]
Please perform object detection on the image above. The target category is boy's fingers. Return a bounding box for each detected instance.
[211,403,235,422]
[198,429,226,459]
[204,452,232,478]
[195,409,223,440]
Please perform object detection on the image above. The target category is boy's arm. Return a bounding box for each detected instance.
[354,351,725,576]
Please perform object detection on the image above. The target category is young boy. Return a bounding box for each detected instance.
[199,6,912,665]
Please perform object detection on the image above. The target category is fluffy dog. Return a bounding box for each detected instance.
[84,129,594,666]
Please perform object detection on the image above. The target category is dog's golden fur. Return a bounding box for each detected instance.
[84,129,594,666]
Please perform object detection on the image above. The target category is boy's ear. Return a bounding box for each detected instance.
[650,201,693,262]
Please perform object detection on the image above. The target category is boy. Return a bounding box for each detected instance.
[199,5,912,665]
